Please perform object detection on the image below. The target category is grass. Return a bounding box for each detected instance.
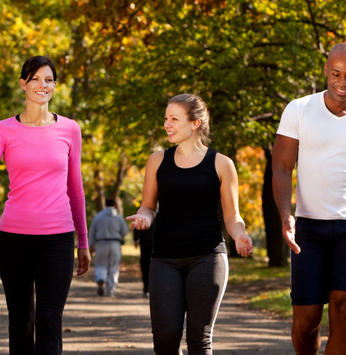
[250,290,293,317]
[229,249,329,327]
[228,248,290,284]
[250,289,330,327]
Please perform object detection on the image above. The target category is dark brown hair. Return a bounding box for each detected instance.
[20,56,57,83]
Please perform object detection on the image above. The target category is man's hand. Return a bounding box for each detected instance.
[282,215,301,254]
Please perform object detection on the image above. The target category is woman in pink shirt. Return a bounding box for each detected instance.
[0,56,91,355]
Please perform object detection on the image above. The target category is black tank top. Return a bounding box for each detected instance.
[152,145,227,258]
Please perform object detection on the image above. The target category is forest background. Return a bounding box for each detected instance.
[0,0,345,267]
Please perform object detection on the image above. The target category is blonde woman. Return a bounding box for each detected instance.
[127,93,252,355]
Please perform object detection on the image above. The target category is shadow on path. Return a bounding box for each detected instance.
[0,268,327,354]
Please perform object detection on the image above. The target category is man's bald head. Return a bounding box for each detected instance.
[328,43,346,62]
[325,42,346,73]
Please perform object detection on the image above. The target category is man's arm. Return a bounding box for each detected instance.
[272,134,301,254]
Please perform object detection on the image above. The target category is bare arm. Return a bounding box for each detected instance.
[216,153,253,257]
[126,151,164,230]
[272,134,300,254]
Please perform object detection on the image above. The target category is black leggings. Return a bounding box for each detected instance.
[140,244,152,293]
[149,253,228,355]
[0,231,74,355]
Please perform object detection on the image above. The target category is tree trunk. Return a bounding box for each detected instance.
[112,158,128,216]
[94,169,105,212]
[220,146,240,257]
[262,145,288,267]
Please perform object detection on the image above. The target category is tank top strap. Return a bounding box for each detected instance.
[163,145,178,163]
[162,146,217,169]
[206,147,217,160]
[200,147,218,167]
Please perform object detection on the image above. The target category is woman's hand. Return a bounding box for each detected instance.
[126,214,151,230]
[233,233,253,258]
[77,248,91,276]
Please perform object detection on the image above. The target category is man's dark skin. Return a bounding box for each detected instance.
[272,42,346,355]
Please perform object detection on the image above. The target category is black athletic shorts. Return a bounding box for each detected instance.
[291,217,346,305]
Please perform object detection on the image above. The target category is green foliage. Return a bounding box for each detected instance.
[0,0,346,227]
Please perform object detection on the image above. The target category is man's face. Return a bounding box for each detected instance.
[325,51,346,103]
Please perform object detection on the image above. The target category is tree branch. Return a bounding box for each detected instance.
[305,0,326,57]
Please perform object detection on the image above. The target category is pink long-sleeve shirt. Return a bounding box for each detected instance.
[0,115,88,248]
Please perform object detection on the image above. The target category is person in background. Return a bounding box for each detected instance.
[89,198,128,297]
[0,56,90,355]
[273,42,346,355]
[134,221,154,298]
[127,93,253,355]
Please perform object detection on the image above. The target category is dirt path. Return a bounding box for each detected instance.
[0,265,327,355]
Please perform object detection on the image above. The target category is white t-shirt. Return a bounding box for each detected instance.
[277,90,346,219]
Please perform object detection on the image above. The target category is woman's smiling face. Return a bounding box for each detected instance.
[20,65,56,105]
[164,103,196,144]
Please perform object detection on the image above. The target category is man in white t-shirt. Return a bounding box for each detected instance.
[273,42,346,355]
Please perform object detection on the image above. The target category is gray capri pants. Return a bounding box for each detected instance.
[149,252,229,355]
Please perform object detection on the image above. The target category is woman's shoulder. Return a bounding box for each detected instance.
[144,150,164,173]
[0,117,17,134]
[215,151,233,163]
[57,115,79,127]
[148,150,164,164]
[56,115,82,137]
[215,151,236,175]
[0,116,16,126]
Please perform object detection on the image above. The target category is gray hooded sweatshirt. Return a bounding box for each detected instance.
[89,207,128,246]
